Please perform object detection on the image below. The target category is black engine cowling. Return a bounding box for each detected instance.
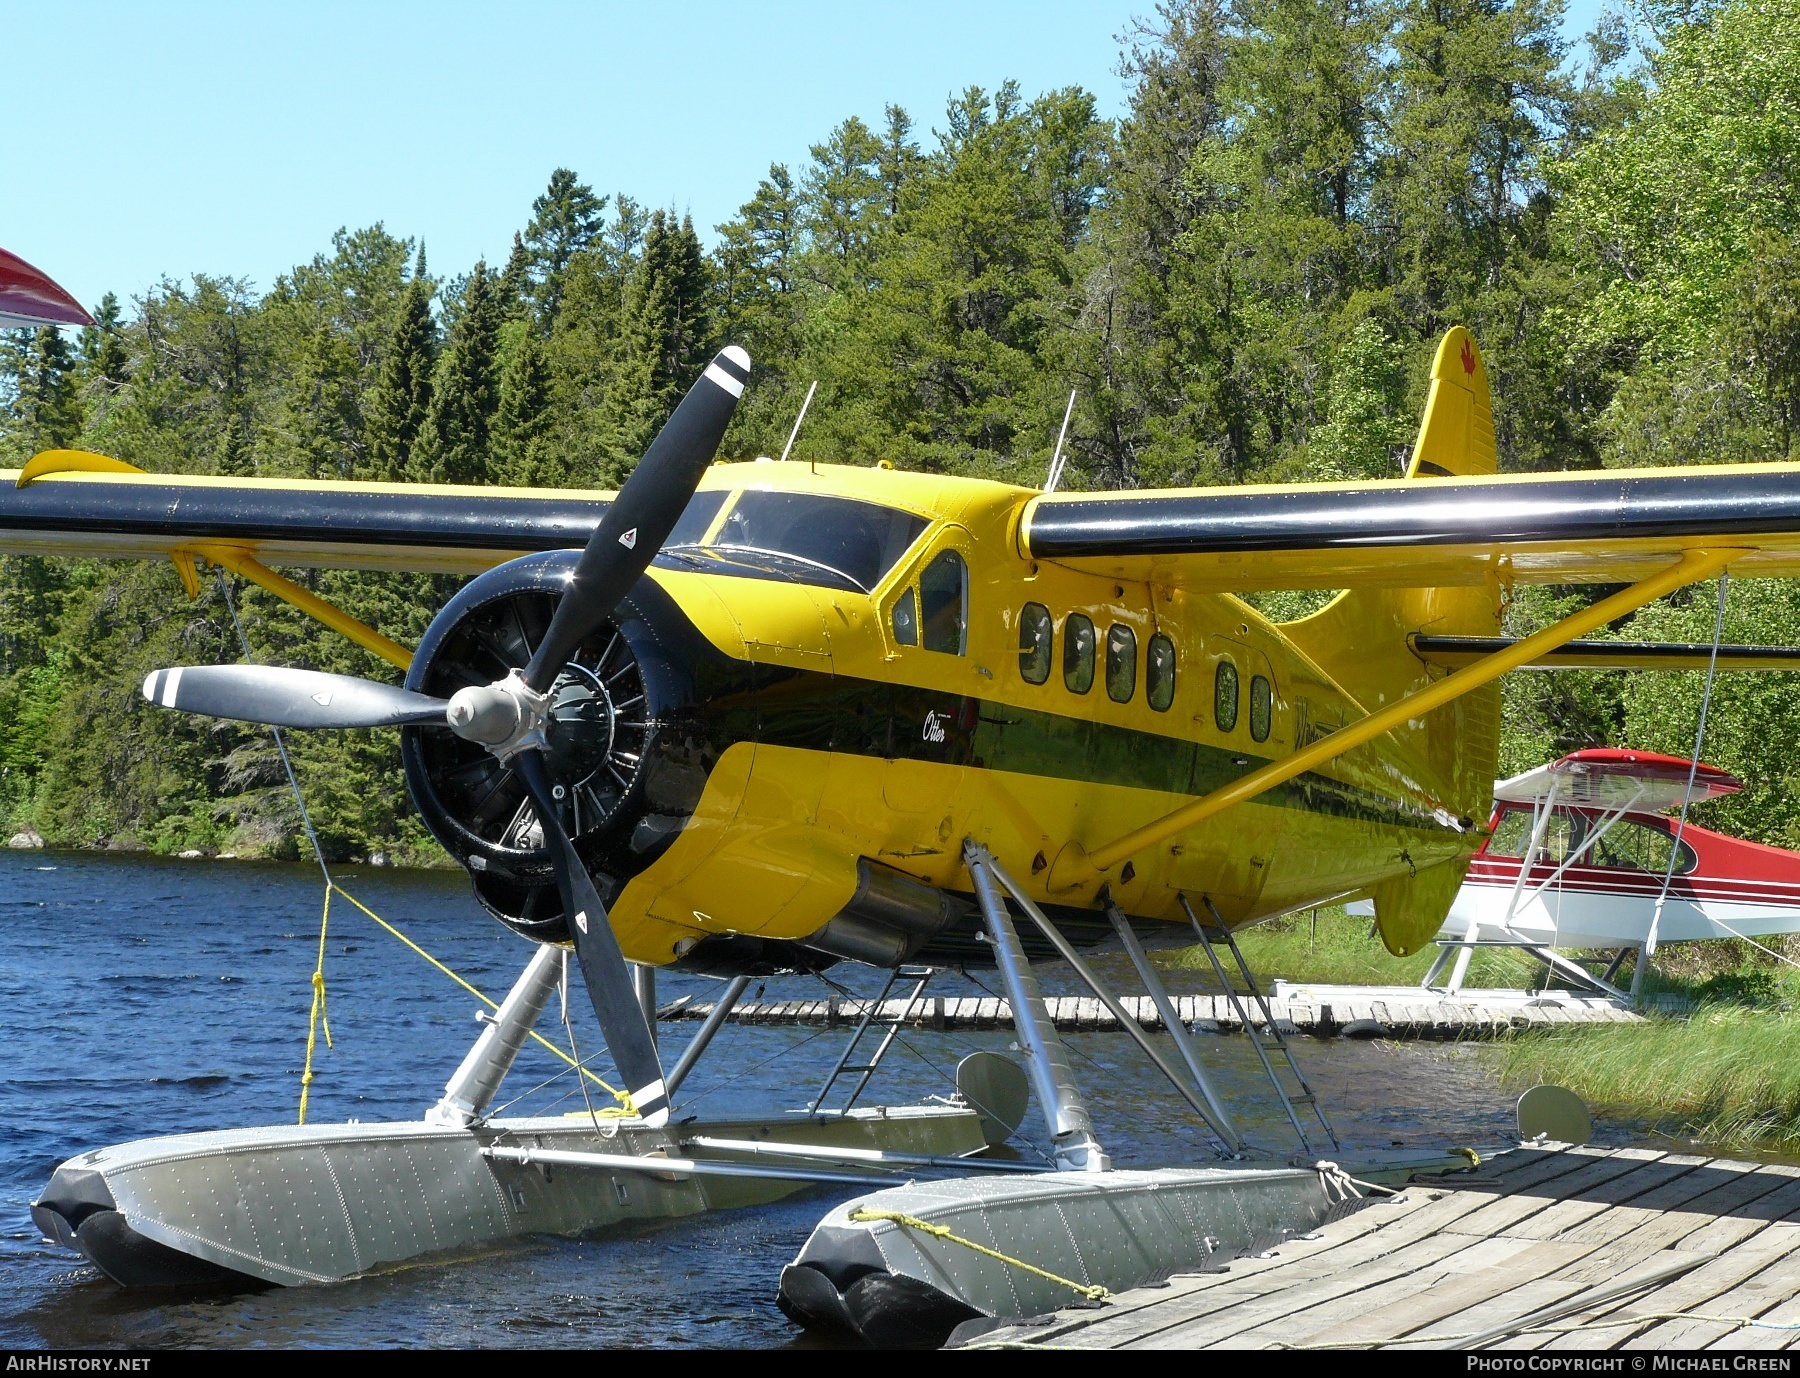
[401,552,745,943]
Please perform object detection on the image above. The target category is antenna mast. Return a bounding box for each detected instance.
[1043,389,1077,493]
[781,380,819,469]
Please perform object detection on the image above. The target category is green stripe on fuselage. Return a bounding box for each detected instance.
[748,663,1458,837]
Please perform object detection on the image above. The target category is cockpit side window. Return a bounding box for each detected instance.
[664,490,727,548]
[1591,816,1698,875]
[919,550,967,654]
[891,587,919,646]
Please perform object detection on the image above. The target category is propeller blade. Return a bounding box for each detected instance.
[142,665,449,730]
[523,345,749,692]
[513,749,669,1126]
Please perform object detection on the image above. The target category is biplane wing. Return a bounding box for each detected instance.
[1494,748,1742,811]
[0,248,92,329]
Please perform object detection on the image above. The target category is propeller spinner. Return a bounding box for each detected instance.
[142,345,752,1127]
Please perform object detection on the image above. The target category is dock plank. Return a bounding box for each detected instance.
[966,1146,1800,1352]
[1064,1154,1621,1349]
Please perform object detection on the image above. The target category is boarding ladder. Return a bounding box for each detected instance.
[1185,898,1340,1153]
[808,966,934,1116]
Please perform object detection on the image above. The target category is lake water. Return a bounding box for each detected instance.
[0,849,1623,1348]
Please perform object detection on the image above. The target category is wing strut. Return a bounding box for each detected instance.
[1049,547,1742,894]
[197,545,413,671]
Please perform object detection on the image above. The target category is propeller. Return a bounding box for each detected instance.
[142,666,449,729]
[140,346,751,1128]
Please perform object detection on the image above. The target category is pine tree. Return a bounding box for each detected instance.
[715,164,802,356]
[79,293,130,397]
[600,213,714,471]
[12,327,83,451]
[802,117,886,290]
[494,327,554,485]
[366,276,437,480]
[416,262,501,484]
[498,232,532,320]
[524,169,607,320]
[877,105,922,219]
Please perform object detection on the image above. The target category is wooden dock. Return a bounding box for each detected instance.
[659,990,1640,1039]
[966,1145,1800,1350]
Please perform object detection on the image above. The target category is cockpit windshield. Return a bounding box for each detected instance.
[664,490,928,593]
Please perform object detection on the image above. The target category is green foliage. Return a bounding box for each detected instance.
[1559,0,1800,467]
[1309,319,1412,480]
[1497,1001,1800,1154]
[599,210,716,471]
[5,0,1800,863]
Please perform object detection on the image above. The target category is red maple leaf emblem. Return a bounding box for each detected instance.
[1460,338,1476,378]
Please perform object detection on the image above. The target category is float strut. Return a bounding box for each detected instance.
[427,943,564,1127]
[665,975,751,1100]
[1105,899,1245,1153]
[633,963,657,1057]
[963,841,1108,1173]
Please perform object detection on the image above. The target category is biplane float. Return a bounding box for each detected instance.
[14,240,1800,1335]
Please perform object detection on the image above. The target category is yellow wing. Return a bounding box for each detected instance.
[0,450,613,575]
[1022,329,1800,594]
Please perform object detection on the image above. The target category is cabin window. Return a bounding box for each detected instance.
[920,550,967,654]
[891,587,919,646]
[1487,807,1580,864]
[1214,659,1239,733]
[1018,602,1052,684]
[1064,613,1096,694]
[1592,817,1698,876]
[1106,624,1137,703]
[1249,674,1273,742]
[1147,634,1176,712]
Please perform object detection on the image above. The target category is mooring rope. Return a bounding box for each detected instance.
[216,570,631,1121]
[848,1207,1111,1303]
[1313,1160,1398,1203]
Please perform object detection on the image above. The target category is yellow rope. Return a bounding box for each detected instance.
[310,880,634,1115]
[296,883,335,1125]
[1454,1147,1481,1168]
[849,1208,1111,1303]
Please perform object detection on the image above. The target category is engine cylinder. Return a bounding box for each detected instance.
[403,552,697,941]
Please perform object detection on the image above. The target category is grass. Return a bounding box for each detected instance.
[1163,908,1800,1154]
[1499,1005,1800,1153]
[1160,906,1542,989]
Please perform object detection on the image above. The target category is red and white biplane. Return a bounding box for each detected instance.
[1415,748,1800,998]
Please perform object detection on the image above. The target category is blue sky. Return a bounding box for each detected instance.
[10,0,1608,313]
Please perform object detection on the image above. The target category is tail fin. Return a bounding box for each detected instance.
[1281,327,1502,954]
[1406,327,1497,480]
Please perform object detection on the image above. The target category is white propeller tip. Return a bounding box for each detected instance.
[141,667,182,708]
[719,344,750,371]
